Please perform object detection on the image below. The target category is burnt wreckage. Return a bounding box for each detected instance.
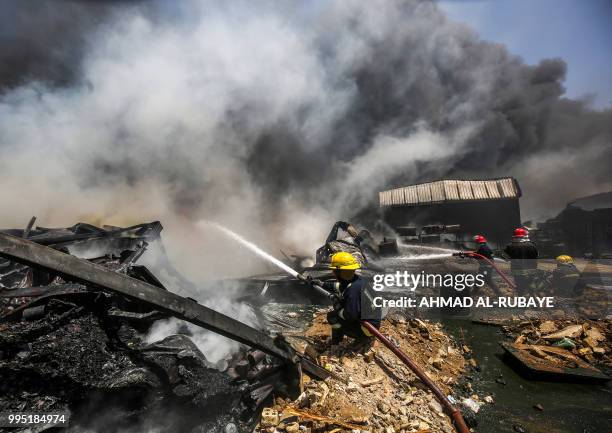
[0,220,329,433]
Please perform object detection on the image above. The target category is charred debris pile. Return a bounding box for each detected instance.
[500,317,611,381]
[0,220,303,433]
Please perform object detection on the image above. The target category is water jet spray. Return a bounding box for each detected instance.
[206,221,469,433]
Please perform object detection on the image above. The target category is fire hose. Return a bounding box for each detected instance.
[452,251,517,289]
[297,274,470,433]
[361,321,470,433]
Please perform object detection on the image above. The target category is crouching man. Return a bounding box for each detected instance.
[550,255,581,298]
[322,252,381,352]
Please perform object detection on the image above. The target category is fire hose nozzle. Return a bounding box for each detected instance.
[452,251,466,258]
[296,273,335,300]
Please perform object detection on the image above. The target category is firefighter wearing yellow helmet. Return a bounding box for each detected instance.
[550,254,580,297]
[322,252,380,352]
[556,255,573,264]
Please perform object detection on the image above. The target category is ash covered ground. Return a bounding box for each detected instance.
[0,221,291,433]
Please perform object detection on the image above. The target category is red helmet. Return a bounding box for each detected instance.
[513,227,528,237]
[473,235,487,243]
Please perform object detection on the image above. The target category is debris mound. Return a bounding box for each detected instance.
[256,314,470,433]
[503,318,611,371]
[0,220,290,432]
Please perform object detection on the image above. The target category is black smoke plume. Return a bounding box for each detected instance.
[0,0,610,273]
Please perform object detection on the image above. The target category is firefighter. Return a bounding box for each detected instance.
[315,221,370,267]
[471,235,500,295]
[322,252,380,351]
[504,228,539,296]
[550,255,581,298]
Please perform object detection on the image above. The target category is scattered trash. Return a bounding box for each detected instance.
[461,397,483,413]
[542,324,584,341]
[501,317,611,381]
[501,342,609,382]
[553,337,577,349]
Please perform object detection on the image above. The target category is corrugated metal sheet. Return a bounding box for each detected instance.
[443,180,459,201]
[417,183,432,203]
[404,184,419,205]
[392,188,404,206]
[379,177,520,207]
[471,181,488,200]
[457,181,474,200]
[485,180,501,199]
[430,181,446,202]
[499,178,516,198]
[380,190,388,206]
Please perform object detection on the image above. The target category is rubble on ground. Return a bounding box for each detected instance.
[0,220,290,432]
[253,314,474,433]
[502,318,612,369]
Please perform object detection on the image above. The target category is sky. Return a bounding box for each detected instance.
[439,0,612,108]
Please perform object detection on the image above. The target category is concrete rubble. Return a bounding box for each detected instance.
[253,314,477,433]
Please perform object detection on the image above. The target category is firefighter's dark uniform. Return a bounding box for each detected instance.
[324,275,381,344]
[504,240,539,296]
[474,243,500,295]
[551,263,581,298]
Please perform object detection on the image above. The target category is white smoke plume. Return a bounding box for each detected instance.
[0,0,611,280]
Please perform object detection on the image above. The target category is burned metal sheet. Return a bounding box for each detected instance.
[0,232,330,381]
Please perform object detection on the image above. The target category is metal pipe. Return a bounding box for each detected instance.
[360,321,470,433]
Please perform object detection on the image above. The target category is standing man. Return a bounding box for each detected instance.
[322,252,381,352]
[471,234,501,295]
[504,228,539,296]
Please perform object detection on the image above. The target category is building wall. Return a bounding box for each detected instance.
[540,206,612,257]
[555,206,612,257]
[382,198,521,249]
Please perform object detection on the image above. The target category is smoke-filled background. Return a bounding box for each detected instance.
[1,0,611,279]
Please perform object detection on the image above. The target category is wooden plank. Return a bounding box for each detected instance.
[501,342,609,381]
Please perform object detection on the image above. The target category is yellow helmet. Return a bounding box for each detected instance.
[556,255,573,264]
[329,252,361,270]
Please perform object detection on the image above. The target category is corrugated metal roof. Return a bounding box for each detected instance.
[379,177,521,207]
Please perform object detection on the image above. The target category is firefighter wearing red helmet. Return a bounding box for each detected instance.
[471,235,500,295]
[513,227,528,238]
[504,227,539,295]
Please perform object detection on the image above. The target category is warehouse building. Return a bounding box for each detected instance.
[379,177,522,248]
